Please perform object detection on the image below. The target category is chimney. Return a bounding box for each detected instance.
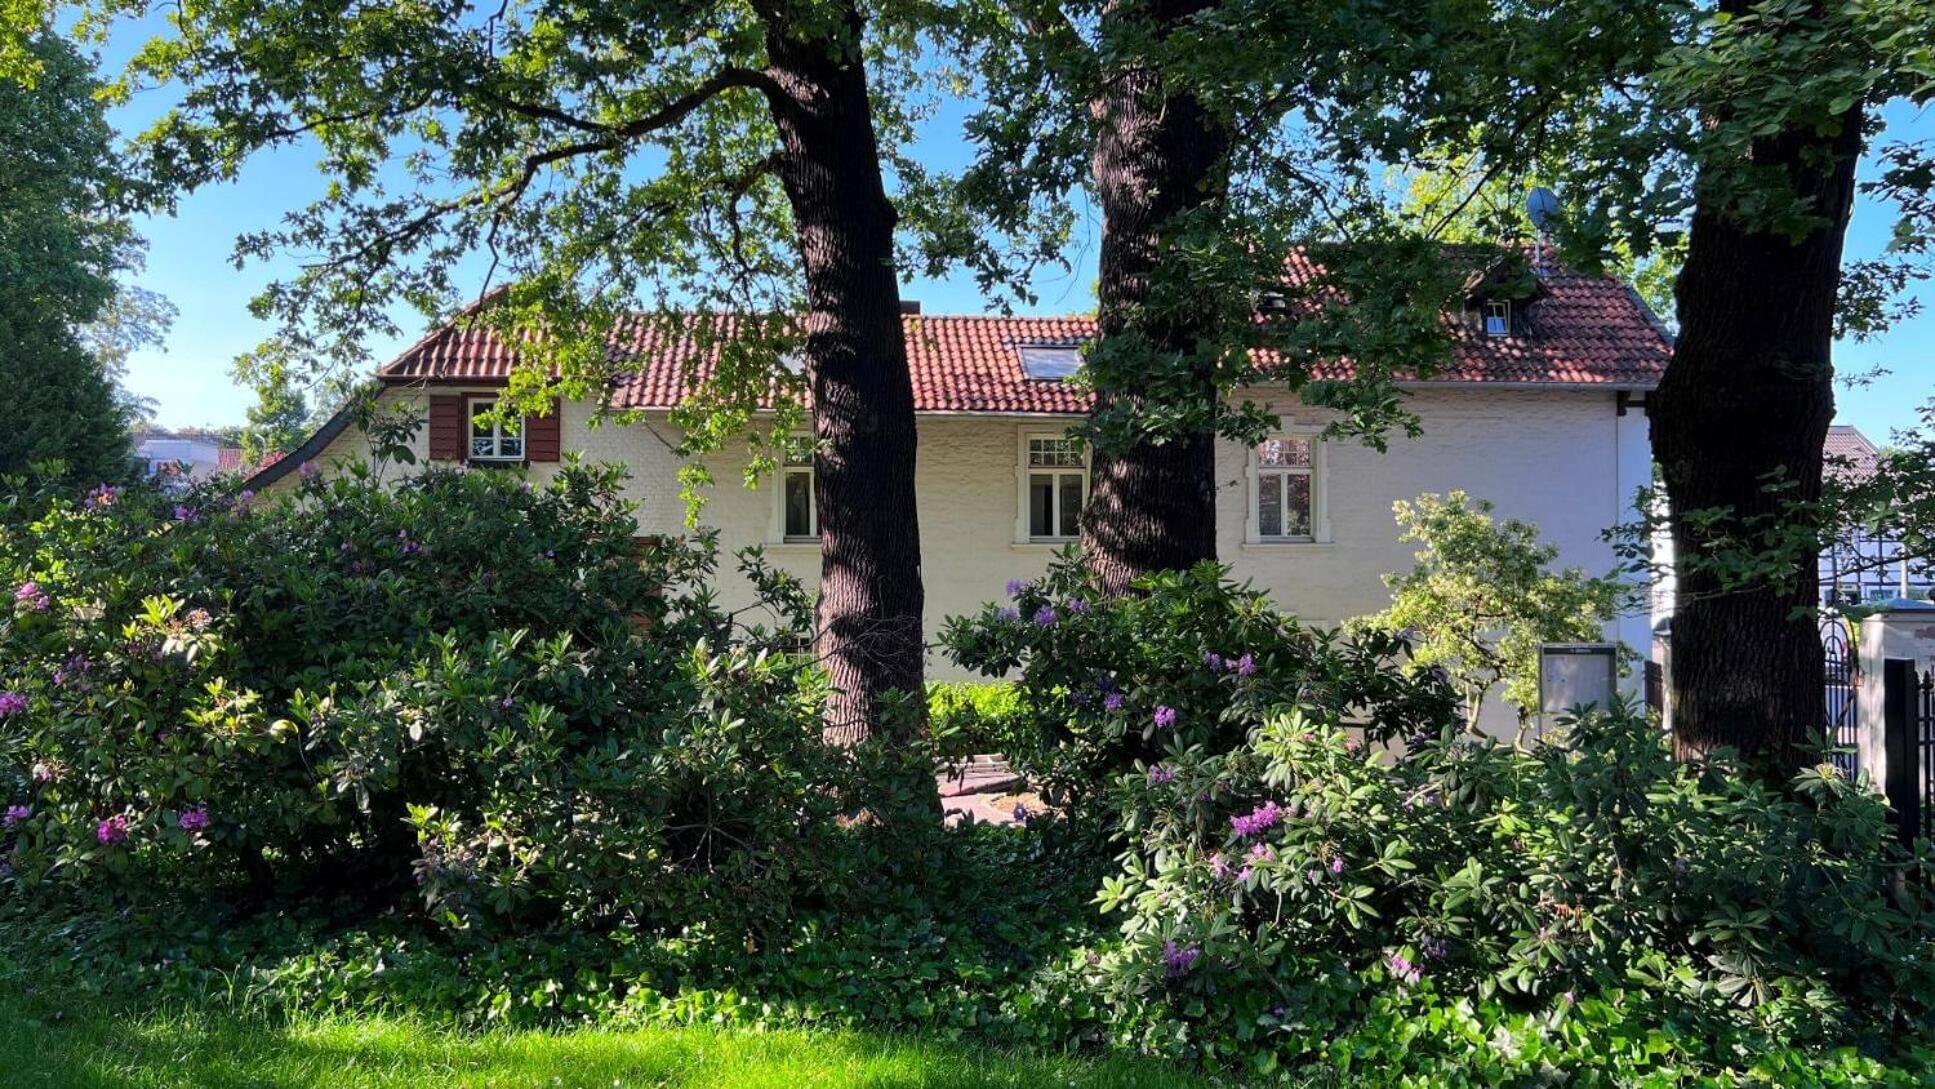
[899,299,921,315]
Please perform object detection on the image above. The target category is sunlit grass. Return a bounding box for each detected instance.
[0,987,1212,1089]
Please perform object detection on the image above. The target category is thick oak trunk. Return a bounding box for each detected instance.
[1654,30,1861,767]
[1079,0,1231,596]
[764,11,926,749]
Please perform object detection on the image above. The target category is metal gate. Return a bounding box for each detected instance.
[1823,615,1859,776]
[1879,659,1935,844]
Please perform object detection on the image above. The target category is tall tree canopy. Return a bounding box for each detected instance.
[0,33,141,488]
[80,0,1056,755]
[957,0,1667,593]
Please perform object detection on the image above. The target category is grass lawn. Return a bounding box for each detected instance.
[0,987,1212,1089]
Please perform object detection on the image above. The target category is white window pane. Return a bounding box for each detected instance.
[784,469,815,538]
[1257,437,1311,468]
[1258,475,1282,537]
[1058,473,1083,538]
[471,437,495,457]
[1284,473,1312,537]
[1028,438,1082,468]
[1029,474,1055,537]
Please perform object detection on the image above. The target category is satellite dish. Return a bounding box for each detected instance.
[1526,187,1562,233]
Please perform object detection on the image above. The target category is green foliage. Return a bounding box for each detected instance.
[0,33,146,489]
[1071,702,1935,1080]
[232,340,314,465]
[943,556,1456,828]
[1354,491,1630,727]
[927,682,1022,760]
[0,462,895,945]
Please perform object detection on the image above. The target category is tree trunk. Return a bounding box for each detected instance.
[1653,31,1862,768]
[1079,0,1231,596]
[762,8,927,750]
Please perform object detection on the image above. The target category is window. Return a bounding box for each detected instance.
[782,447,817,542]
[1253,436,1316,540]
[1023,435,1087,540]
[469,398,524,461]
[1482,300,1511,337]
[1017,344,1083,382]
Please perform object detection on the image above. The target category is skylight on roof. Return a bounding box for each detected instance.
[1017,345,1082,381]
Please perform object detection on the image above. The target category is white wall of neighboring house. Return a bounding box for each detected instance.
[273,383,1645,692]
[137,436,227,480]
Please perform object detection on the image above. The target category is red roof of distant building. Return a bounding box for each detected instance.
[216,447,244,470]
[1825,425,1880,482]
[377,259,1670,414]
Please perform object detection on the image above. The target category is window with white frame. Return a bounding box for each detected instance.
[469,398,524,461]
[1023,435,1087,540]
[1253,436,1317,540]
[781,447,818,542]
[1482,299,1511,337]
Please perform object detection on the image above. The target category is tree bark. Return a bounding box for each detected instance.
[1079,0,1232,596]
[761,6,927,749]
[1653,16,1862,768]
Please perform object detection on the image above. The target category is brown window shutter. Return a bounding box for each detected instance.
[527,398,563,462]
[428,395,464,460]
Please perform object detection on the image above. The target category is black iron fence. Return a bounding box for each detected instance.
[1879,659,1935,844]
[1824,617,1859,777]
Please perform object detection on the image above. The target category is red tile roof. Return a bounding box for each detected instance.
[379,264,1670,414]
[1825,425,1880,482]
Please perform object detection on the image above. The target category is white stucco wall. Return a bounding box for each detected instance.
[276,384,1647,687]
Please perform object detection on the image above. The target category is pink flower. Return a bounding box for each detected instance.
[13,581,49,612]
[178,807,211,832]
[1153,705,1177,729]
[1230,801,1282,838]
[1329,855,1345,875]
[1147,764,1177,785]
[1387,953,1422,985]
[1234,653,1256,677]
[0,692,26,717]
[83,484,120,510]
[96,815,130,845]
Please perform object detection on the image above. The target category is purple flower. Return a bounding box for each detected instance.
[3,804,29,828]
[0,692,26,717]
[1229,801,1282,838]
[178,807,210,832]
[83,484,120,510]
[1005,579,1029,596]
[173,505,198,522]
[96,816,130,846]
[1235,653,1256,677]
[1153,705,1177,729]
[1329,855,1345,875]
[1248,842,1275,864]
[1147,764,1177,785]
[13,581,49,612]
[1203,652,1223,672]
[238,489,256,506]
[1208,853,1232,879]
[1421,936,1449,960]
[1066,597,1090,614]
[1387,953,1422,985]
[1162,940,1201,978]
[995,606,1021,623]
[1032,605,1058,627]
[29,763,56,784]
[1011,803,1032,825]
[298,461,317,479]
[1102,692,1126,711]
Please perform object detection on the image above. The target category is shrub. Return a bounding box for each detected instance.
[927,682,1022,760]
[0,462,880,944]
[1353,490,1630,728]
[942,557,1455,825]
[1068,701,1935,1077]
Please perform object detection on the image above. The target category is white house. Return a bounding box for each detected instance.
[134,431,242,486]
[247,261,1667,685]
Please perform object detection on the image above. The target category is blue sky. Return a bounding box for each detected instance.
[111,67,1932,448]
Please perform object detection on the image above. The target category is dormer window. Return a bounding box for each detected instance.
[1483,300,1511,338]
[1017,344,1082,381]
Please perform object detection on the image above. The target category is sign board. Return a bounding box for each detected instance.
[1538,643,1619,722]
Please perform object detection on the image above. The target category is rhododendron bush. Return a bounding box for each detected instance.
[1065,704,1935,1075]
[942,558,1456,827]
[0,463,880,939]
